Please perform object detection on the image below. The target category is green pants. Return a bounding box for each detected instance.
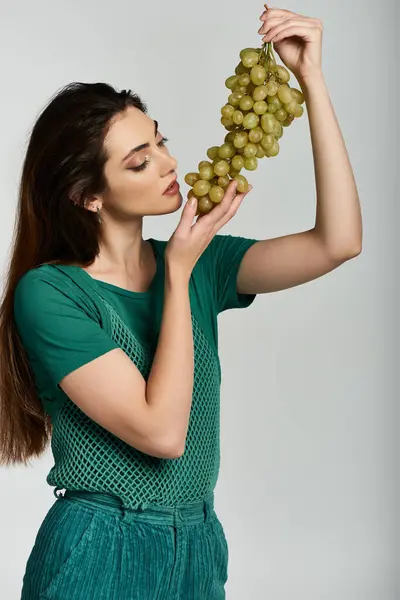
[21,489,229,599]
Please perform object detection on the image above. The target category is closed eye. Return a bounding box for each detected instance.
[129,137,169,172]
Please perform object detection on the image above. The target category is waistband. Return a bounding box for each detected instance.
[55,488,215,528]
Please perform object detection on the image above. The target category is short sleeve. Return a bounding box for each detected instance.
[14,270,119,388]
[206,234,259,313]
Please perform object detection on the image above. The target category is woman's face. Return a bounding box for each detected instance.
[98,106,182,219]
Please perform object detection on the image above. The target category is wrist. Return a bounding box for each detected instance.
[297,69,326,91]
[164,260,190,289]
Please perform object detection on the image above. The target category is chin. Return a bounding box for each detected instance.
[160,190,183,215]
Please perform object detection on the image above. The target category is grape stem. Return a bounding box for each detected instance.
[259,41,277,82]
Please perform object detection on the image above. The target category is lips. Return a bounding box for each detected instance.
[163,176,178,194]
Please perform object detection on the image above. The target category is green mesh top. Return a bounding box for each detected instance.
[14,235,258,509]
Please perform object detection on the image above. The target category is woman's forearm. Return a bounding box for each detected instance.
[146,263,194,456]
[300,72,363,258]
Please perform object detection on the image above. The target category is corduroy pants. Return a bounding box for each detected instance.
[20,489,229,599]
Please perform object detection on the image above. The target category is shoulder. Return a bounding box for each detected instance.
[15,265,64,300]
[14,264,76,304]
[14,264,95,329]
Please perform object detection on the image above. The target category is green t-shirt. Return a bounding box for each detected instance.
[14,234,258,508]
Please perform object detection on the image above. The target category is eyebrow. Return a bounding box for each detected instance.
[121,119,159,163]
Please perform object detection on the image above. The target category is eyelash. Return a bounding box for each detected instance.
[130,137,169,172]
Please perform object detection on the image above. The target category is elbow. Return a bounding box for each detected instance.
[154,435,185,460]
[328,239,362,263]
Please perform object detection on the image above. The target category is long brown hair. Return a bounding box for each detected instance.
[0,82,147,464]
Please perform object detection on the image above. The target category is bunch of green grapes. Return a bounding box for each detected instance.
[184,42,305,215]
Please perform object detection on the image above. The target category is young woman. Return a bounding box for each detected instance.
[0,6,362,600]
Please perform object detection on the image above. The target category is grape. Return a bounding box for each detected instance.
[236,146,245,155]
[282,115,295,127]
[244,156,258,171]
[225,131,236,143]
[199,164,215,180]
[239,95,254,111]
[229,166,241,177]
[221,116,234,128]
[234,85,248,95]
[243,112,259,129]
[253,85,268,101]
[225,75,239,90]
[248,126,263,143]
[275,109,288,122]
[232,155,245,170]
[277,85,293,104]
[218,175,230,188]
[275,65,290,84]
[291,88,305,104]
[267,95,282,109]
[207,146,220,160]
[228,92,243,107]
[250,65,267,85]
[266,81,279,96]
[185,172,199,186]
[235,63,250,75]
[218,142,236,159]
[232,110,244,125]
[221,104,235,119]
[274,121,283,139]
[233,131,248,148]
[284,101,298,116]
[198,195,214,214]
[241,51,260,68]
[240,47,259,60]
[264,58,276,72]
[253,100,268,115]
[243,143,258,158]
[260,133,275,150]
[198,160,212,170]
[267,104,277,114]
[256,144,265,158]
[238,73,251,87]
[193,179,211,196]
[265,141,280,157]
[209,186,225,204]
[261,113,277,134]
[293,104,304,118]
[234,174,250,193]
[213,160,230,176]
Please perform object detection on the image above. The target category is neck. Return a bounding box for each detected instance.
[93,216,148,274]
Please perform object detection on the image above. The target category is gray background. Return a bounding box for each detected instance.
[0,0,397,598]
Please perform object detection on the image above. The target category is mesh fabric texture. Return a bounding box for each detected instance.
[47,294,222,509]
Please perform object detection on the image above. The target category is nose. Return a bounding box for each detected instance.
[161,152,178,177]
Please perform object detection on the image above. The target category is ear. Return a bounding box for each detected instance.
[83,196,102,213]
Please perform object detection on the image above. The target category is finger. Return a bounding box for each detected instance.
[210,182,253,230]
[193,179,238,228]
[191,184,237,231]
[263,8,299,19]
[263,21,316,43]
[262,17,314,36]
[175,197,198,232]
[194,183,252,227]
[258,15,288,33]
[212,190,248,231]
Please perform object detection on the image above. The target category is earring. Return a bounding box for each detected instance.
[96,206,102,224]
